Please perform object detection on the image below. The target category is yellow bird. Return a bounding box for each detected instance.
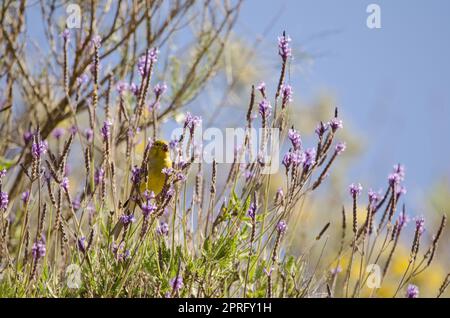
[141,140,172,195]
[111,140,172,239]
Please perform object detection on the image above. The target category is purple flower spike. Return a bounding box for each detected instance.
[120,214,135,225]
[414,216,425,235]
[94,167,105,186]
[257,82,266,97]
[61,177,69,192]
[32,140,48,159]
[281,84,293,105]
[184,112,202,130]
[277,220,287,234]
[32,238,46,260]
[101,120,112,140]
[116,81,129,95]
[406,284,419,298]
[329,118,343,132]
[0,191,9,211]
[288,128,301,151]
[335,142,346,155]
[131,166,142,184]
[78,237,87,253]
[157,222,169,236]
[247,202,257,219]
[61,29,70,42]
[303,148,316,169]
[90,35,102,49]
[85,128,94,143]
[315,122,329,137]
[21,190,30,204]
[138,48,158,77]
[141,201,157,218]
[153,82,167,98]
[349,183,363,197]
[368,189,379,208]
[52,128,65,140]
[170,276,184,292]
[23,131,33,144]
[278,32,292,61]
[258,99,272,119]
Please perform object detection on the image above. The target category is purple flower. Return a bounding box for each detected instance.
[112,242,130,262]
[414,216,425,235]
[21,190,30,204]
[335,142,346,155]
[278,32,292,61]
[61,29,70,42]
[131,166,142,184]
[184,112,202,130]
[282,150,303,169]
[329,118,343,132]
[0,168,6,180]
[130,83,139,96]
[406,284,419,298]
[85,128,94,143]
[154,82,167,98]
[61,177,69,192]
[349,183,363,197]
[170,276,184,292]
[94,168,105,186]
[393,164,405,181]
[275,187,284,203]
[90,35,102,49]
[73,196,81,210]
[157,222,169,236]
[388,173,401,186]
[288,128,301,151]
[141,201,156,218]
[116,81,129,95]
[176,172,186,182]
[247,202,257,219]
[32,238,46,259]
[368,189,379,208]
[77,237,87,253]
[32,140,48,158]
[143,190,155,201]
[303,148,316,169]
[257,82,266,97]
[120,214,135,225]
[396,185,407,196]
[77,74,89,86]
[330,265,342,275]
[161,167,174,176]
[281,84,293,106]
[23,131,33,144]
[277,220,287,234]
[52,128,65,140]
[68,125,78,135]
[0,191,8,210]
[258,99,272,119]
[398,210,410,228]
[315,122,329,137]
[282,152,292,169]
[169,139,178,150]
[101,120,112,140]
[138,48,158,77]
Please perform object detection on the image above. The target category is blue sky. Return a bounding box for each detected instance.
[237,0,450,204]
